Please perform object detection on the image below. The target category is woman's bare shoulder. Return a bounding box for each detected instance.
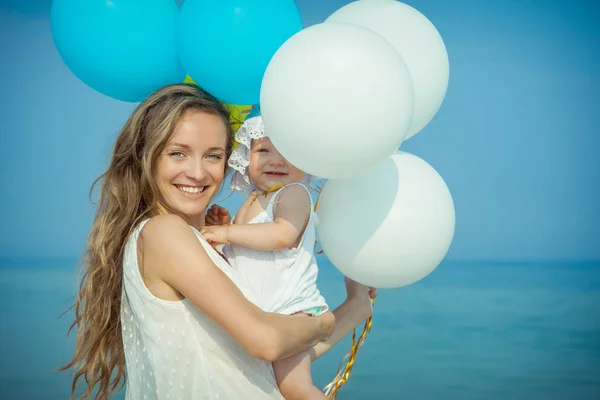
[139,215,207,260]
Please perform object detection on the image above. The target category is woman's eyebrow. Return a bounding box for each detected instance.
[168,142,191,150]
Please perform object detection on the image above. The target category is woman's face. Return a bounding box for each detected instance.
[155,110,228,227]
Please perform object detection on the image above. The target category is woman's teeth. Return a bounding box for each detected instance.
[177,185,205,194]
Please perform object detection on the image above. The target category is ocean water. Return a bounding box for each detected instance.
[0,258,598,400]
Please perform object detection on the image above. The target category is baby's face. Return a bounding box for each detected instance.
[248,137,304,192]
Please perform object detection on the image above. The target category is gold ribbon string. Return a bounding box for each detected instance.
[323,298,374,399]
[264,184,285,196]
[263,172,305,197]
[313,179,375,397]
[314,182,323,254]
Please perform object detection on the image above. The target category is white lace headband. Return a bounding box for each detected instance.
[228,115,316,194]
[228,116,266,194]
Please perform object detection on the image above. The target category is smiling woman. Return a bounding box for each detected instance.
[155,111,229,226]
[59,83,373,400]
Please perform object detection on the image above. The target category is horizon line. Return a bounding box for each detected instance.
[1,256,599,268]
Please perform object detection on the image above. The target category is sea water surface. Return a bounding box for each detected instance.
[0,258,598,399]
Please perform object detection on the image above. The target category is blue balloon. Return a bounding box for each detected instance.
[51,0,184,102]
[178,0,303,105]
[247,105,261,119]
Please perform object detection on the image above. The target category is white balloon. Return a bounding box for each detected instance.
[316,152,455,288]
[260,22,414,179]
[327,0,449,139]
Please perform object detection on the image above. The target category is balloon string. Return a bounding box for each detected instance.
[314,183,323,253]
[265,184,285,196]
[312,179,374,396]
[323,298,374,398]
[314,181,323,212]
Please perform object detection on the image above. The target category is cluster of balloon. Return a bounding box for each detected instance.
[260,0,454,290]
[50,0,303,105]
[50,0,453,305]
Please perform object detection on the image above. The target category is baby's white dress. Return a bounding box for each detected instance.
[224,183,328,316]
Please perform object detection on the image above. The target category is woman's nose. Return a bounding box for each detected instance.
[186,158,207,181]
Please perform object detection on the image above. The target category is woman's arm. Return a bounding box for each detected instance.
[140,214,335,361]
[202,185,311,251]
[310,278,378,361]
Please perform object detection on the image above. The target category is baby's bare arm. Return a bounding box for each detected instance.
[228,185,311,251]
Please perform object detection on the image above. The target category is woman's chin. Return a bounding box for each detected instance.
[169,202,210,224]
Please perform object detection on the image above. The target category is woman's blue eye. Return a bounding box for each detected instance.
[207,154,223,160]
[170,151,185,158]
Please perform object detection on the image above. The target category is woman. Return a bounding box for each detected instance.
[61,84,376,399]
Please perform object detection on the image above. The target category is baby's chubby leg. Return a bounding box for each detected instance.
[274,350,327,400]
[273,313,328,400]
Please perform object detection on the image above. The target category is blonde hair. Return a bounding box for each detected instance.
[59,84,234,399]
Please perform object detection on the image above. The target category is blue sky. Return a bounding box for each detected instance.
[0,0,599,262]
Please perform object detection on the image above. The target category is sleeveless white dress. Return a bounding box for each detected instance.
[223,183,328,316]
[121,220,285,400]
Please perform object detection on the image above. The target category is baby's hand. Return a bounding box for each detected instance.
[205,204,231,226]
[200,225,230,245]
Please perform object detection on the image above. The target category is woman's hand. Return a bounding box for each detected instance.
[205,204,231,226]
[308,278,379,361]
[344,277,378,321]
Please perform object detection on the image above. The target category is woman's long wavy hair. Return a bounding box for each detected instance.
[59,84,235,399]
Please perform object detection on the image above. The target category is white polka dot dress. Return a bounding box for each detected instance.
[121,220,284,400]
